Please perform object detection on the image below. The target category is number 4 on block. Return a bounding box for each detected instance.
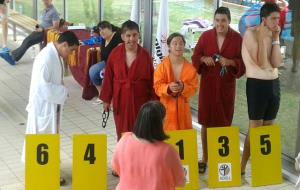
[73,135,107,190]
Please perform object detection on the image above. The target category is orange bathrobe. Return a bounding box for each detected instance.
[154,57,198,131]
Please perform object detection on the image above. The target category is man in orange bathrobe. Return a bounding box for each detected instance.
[154,33,198,131]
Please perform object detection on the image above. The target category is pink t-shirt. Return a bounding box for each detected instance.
[112,132,185,190]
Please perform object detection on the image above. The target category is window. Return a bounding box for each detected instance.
[66,0,99,27]
[14,0,33,18]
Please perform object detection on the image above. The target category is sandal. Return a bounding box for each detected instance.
[198,161,207,174]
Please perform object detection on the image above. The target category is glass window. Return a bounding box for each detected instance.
[14,0,33,18]
[66,0,99,27]
[103,0,132,27]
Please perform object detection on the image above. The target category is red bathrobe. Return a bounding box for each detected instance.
[192,28,245,127]
[100,44,156,139]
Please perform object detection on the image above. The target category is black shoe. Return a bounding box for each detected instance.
[198,161,207,174]
[60,177,66,186]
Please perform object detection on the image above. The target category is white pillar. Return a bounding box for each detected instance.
[130,0,140,24]
[214,0,223,12]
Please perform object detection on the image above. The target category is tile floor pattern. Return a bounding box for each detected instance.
[0,32,297,190]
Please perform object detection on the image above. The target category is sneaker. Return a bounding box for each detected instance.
[0,52,16,65]
[0,47,9,53]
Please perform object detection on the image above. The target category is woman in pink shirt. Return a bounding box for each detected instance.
[112,101,185,190]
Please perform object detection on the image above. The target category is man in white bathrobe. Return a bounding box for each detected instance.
[22,31,79,185]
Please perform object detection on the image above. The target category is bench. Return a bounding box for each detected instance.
[7,9,38,41]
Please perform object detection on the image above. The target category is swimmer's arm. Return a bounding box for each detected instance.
[243,29,265,67]
[270,38,283,68]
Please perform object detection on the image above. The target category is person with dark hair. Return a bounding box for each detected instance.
[120,19,139,33]
[100,20,156,140]
[241,3,282,175]
[0,0,60,65]
[264,0,289,30]
[89,21,123,104]
[0,0,9,51]
[192,6,245,173]
[154,33,198,131]
[112,101,185,189]
[289,0,300,72]
[21,31,79,186]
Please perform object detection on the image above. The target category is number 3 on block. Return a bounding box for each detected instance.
[73,135,107,190]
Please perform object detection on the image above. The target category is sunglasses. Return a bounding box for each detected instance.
[101,110,110,128]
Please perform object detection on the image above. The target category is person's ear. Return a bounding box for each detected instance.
[121,33,125,41]
[63,42,69,48]
[261,18,267,26]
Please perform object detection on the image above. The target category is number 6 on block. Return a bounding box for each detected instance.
[73,134,107,190]
[250,124,282,187]
[25,135,60,190]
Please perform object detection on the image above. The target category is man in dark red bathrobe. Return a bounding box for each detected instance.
[192,7,245,173]
[100,20,156,140]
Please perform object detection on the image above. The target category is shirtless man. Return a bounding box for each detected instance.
[241,3,282,175]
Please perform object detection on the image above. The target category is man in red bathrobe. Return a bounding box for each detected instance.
[100,20,156,140]
[192,7,245,173]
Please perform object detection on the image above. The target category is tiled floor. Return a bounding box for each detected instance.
[0,31,297,190]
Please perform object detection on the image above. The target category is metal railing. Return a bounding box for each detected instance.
[223,0,260,6]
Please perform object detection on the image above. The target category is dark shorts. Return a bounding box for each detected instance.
[246,78,280,121]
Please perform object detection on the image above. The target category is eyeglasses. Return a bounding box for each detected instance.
[101,110,110,128]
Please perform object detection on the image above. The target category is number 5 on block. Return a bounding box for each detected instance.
[25,135,60,190]
[73,135,107,190]
[250,124,282,186]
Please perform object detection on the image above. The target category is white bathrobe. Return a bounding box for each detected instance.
[21,42,68,162]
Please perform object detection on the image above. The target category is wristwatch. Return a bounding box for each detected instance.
[272,40,280,45]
